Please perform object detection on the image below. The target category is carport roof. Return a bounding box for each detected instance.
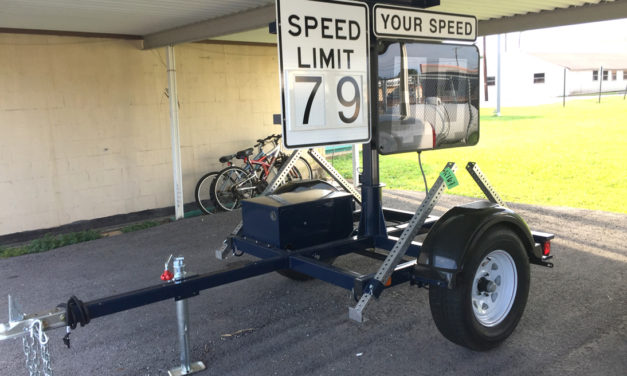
[0,0,625,48]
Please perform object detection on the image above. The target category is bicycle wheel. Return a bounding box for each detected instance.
[194,171,219,214]
[285,166,302,182]
[211,166,253,211]
[294,157,313,179]
[275,159,308,182]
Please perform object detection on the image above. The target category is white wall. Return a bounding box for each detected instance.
[478,34,627,107]
[480,39,567,107]
[0,34,280,235]
[568,69,626,95]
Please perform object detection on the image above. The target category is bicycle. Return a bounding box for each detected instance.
[210,135,312,211]
[195,135,278,214]
[194,145,251,215]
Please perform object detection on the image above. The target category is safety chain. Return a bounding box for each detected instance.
[21,320,53,376]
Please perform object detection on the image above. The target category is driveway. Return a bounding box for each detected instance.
[0,190,625,375]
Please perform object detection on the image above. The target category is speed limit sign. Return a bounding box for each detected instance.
[276,0,370,148]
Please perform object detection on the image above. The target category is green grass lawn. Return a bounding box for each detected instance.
[329,96,627,213]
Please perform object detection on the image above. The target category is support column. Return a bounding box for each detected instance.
[598,66,603,104]
[357,36,387,239]
[495,34,502,116]
[563,68,567,107]
[352,144,360,188]
[166,45,184,220]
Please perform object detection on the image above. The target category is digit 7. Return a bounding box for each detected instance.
[295,76,322,125]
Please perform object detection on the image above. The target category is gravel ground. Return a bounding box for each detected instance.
[0,190,625,376]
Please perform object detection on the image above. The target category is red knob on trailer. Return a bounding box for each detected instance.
[161,270,174,281]
[161,254,174,281]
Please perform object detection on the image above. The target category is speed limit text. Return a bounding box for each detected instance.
[287,15,361,69]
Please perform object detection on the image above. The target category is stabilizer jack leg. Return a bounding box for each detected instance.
[168,257,206,376]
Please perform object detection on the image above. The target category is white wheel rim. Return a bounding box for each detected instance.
[471,250,517,327]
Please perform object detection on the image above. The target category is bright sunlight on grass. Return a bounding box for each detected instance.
[329,96,627,213]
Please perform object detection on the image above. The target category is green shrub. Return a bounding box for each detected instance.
[0,230,102,258]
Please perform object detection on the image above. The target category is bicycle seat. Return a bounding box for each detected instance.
[236,148,254,159]
[219,154,235,163]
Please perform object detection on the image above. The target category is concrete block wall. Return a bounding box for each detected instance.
[0,34,281,236]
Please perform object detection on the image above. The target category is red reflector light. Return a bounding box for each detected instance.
[542,242,551,256]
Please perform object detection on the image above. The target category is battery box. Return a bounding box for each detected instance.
[241,188,354,249]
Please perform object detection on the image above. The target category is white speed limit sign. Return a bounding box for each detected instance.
[276,0,370,148]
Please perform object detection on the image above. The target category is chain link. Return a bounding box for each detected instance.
[21,320,53,376]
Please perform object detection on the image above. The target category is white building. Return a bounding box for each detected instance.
[479,34,627,107]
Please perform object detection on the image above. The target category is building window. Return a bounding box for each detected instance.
[533,73,545,84]
[603,70,609,81]
[486,76,495,86]
[592,70,598,81]
[612,70,617,80]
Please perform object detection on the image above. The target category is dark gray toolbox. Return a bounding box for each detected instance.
[241,188,354,249]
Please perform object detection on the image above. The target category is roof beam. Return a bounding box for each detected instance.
[143,4,275,50]
[478,0,627,36]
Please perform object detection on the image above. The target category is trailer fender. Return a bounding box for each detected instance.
[417,200,535,288]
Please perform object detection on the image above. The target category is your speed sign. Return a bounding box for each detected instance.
[276,0,370,148]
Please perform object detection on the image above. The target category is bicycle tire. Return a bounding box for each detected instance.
[211,166,254,211]
[285,166,302,182]
[294,157,313,179]
[194,171,219,214]
[275,158,310,181]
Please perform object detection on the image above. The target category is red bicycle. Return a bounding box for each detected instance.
[209,135,312,211]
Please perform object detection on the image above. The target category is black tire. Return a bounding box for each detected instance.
[272,163,302,183]
[294,157,313,179]
[275,156,312,181]
[285,166,302,182]
[210,166,253,211]
[428,226,530,351]
[194,172,219,214]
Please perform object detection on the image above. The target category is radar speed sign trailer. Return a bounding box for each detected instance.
[1,1,554,374]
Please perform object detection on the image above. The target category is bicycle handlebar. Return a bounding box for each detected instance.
[254,134,282,149]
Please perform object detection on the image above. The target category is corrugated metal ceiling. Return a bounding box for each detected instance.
[0,0,620,37]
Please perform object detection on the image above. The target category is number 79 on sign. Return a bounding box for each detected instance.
[285,70,366,130]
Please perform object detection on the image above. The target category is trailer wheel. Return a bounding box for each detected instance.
[428,226,530,351]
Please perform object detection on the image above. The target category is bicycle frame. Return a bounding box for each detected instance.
[248,143,280,180]
[234,143,281,193]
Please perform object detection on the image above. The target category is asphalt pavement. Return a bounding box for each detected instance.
[0,190,625,376]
